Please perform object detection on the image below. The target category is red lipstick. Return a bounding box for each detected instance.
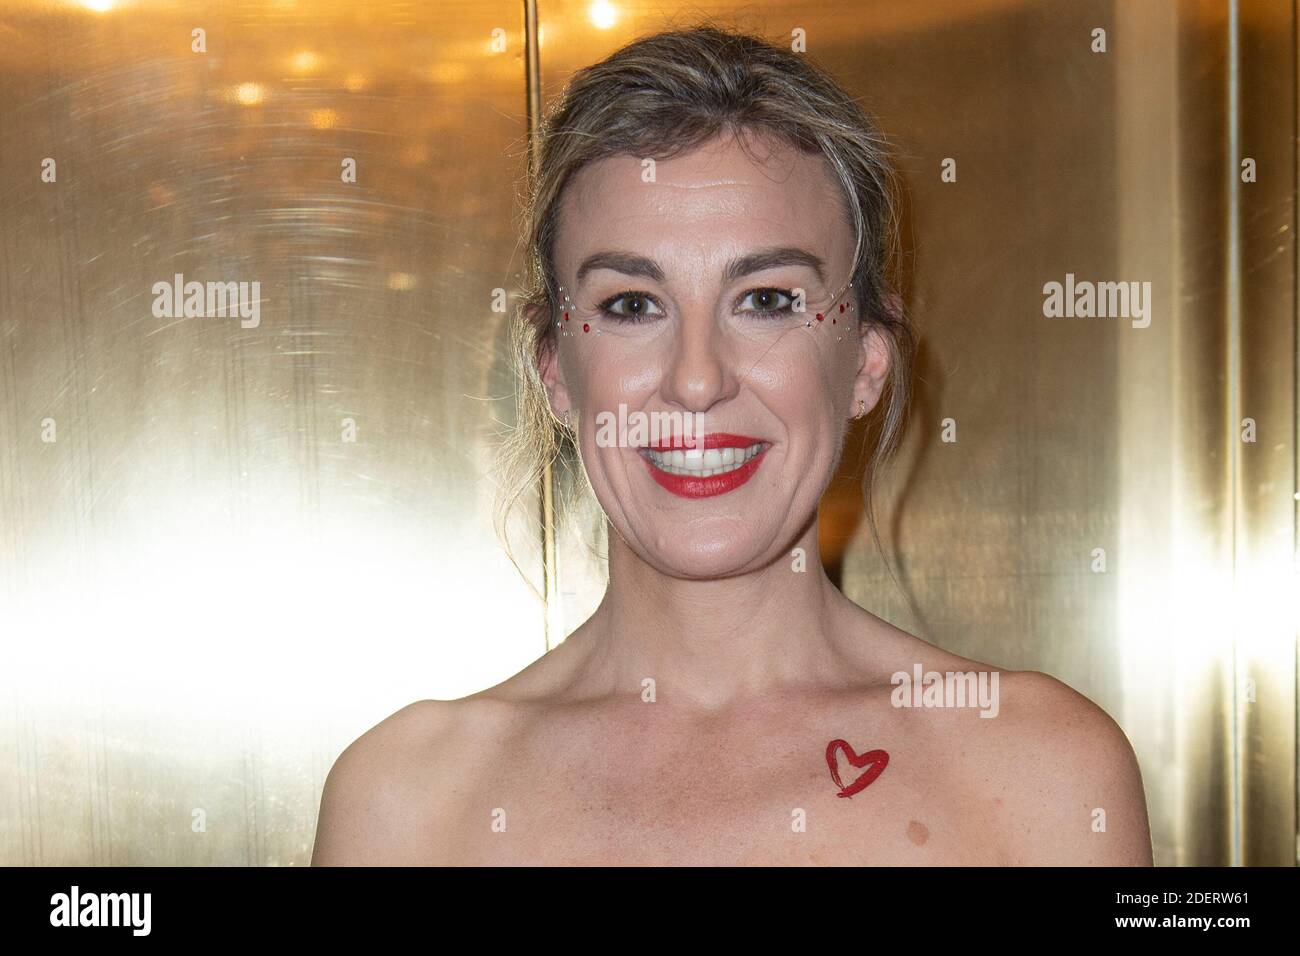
[639,434,770,499]
[646,432,762,451]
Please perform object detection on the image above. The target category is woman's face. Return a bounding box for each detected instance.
[540,129,890,579]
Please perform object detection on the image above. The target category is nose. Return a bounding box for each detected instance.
[657,306,739,415]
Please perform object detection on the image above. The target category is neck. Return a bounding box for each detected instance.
[566,513,858,711]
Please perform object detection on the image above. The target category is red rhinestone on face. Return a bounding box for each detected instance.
[816,314,824,322]
[582,323,590,332]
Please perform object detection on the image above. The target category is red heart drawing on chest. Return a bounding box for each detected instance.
[825,739,889,798]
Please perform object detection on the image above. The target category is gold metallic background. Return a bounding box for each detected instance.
[0,0,1294,866]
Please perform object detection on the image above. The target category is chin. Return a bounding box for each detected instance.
[641,526,780,579]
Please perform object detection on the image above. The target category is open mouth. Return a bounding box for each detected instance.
[643,442,765,477]
[637,434,771,498]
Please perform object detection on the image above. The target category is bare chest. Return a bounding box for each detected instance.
[434,718,1008,865]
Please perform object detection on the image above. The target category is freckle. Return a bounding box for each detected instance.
[906,820,929,846]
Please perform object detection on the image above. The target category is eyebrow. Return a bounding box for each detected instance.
[574,246,828,289]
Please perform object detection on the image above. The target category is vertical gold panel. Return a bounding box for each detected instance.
[1112,0,1235,866]
[0,1,541,864]
[1235,0,1297,866]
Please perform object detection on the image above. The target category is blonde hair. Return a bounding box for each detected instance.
[494,23,915,590]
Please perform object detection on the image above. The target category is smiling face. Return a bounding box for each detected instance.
[538,128,890,579]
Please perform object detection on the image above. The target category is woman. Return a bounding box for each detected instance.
[312,25,1153,866]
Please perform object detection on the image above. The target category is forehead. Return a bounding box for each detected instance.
[554,130,851,275]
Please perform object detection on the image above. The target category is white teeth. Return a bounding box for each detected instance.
[644,443,765,477]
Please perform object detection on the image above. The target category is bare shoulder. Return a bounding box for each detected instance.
[851,616,1151,865]
[980,670,1153,865]
[311,699,478,866]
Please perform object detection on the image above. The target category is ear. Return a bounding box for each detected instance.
[530,303,572,418]
[852,295,899,416]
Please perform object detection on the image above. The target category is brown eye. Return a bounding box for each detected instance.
[740,288,795,316]
[597,291,664,322]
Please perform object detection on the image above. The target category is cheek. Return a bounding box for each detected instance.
[746,337,841,401]
[563,343,660,409]
[750,345,848,474]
